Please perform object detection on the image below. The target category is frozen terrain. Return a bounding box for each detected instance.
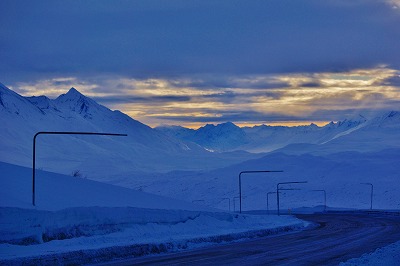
[341,240,400,265]
[0,161,306,264]
[157,112,400,154]
[107,148,400,211]
[1,84,399,264]
[1,84,399,212]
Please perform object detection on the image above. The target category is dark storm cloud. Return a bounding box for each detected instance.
[93,95,191,104]
[1,0,399,84]
[148,108,304,123]
[299,82,322,88]
[200,91,238,104]
[169,76,289,90]
[198,90,285,104]
[380,75,400,87]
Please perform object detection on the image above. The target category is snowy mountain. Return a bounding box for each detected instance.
[2,83,399,212]
[157,112,400,154]
[274,111,400,155]
[157,122,248,152]
[0,84,259,179]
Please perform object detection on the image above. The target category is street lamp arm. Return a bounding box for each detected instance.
[239,170,283,213]
[32,131,127,206]
[276,181,308,216]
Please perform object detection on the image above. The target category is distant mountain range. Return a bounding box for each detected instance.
[1,82,399,180]
[156,111,400,154]
[1,83,400,210]
[0,84,258,177]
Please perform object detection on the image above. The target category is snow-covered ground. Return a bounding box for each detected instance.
[341,240,400,265]
[1,85,399,264]
[0,161,307,264]
[108,148,400,211]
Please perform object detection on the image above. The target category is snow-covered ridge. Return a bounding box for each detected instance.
[156,110,400,153]
[0,84,260,177]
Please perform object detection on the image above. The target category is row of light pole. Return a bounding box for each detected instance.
[267,188,326,215]
[237,170,374,214]
[203,181,371,213]
[276,181,307,215]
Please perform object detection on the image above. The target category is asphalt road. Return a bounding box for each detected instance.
[107,212,400,266]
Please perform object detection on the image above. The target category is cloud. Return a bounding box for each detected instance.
[10,77,98,98]
[379,74,400,87]
[145,109,302,124]
[385,0,400,9]
[94,95,191,104]
[1,0,400,84]
[7,66,400,127]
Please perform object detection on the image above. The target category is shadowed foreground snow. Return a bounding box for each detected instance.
[0,162,306,264]
[341,240,400,266]
[0,206,305,264]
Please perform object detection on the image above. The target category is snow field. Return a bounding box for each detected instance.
[0,161,307,264]
[0,206,305,263]
[341,240,400,266]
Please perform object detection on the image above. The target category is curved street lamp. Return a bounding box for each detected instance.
[32,131,127,206]
[277,181,307,215]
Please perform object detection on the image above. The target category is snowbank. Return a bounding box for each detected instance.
[0,207,306,264]
[340,240,400,265]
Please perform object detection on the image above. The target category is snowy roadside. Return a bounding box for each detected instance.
[0,206,307,265]
[340,240,400,266]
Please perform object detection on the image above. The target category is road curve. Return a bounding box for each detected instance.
[109,212,400,266]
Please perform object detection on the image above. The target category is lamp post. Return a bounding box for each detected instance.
[312,189,326,212]
[32,131,127,206]
[238,170,283,213]
[277,181,307,216]
[360,183,373,210]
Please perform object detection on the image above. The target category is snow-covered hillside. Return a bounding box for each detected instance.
[0,84,260,178]
[157,112,400,153]
[2,83,399,212]
[0,161,306,264]
[157,122,249,152]
[108,148,400,211]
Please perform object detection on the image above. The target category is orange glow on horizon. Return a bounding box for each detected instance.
[148,120,331,129]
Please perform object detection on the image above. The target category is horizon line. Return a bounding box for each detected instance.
[151,120,333,130]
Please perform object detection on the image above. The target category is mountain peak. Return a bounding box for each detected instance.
[66,87,83,97]
[55,87,98,118]
[56,87,88,103]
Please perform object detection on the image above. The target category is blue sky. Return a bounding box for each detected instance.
[1,0,400,127]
